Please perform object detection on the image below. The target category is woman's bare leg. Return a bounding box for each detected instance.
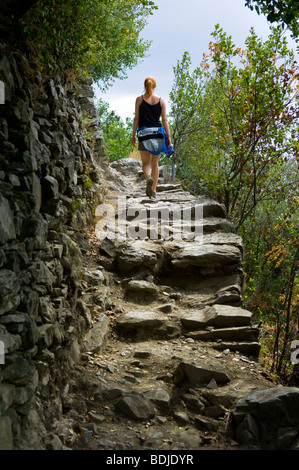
[140,150,154,197]
[140,150,151,179]
[150,154,160,192]
[140,151,160,197]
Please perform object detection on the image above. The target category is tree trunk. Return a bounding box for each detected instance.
[171,150,177,183]
[277,246,299,375]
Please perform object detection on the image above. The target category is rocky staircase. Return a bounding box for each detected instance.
[96,158,260,357]
[61,157,277,450]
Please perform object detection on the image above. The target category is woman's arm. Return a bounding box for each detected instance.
[161,99,172,148]
[132,96,142,147]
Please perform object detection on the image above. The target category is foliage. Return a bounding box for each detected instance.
[169,52,210,181]
[169,25,299,381]
[242,195,299,378]
[245,0,299,42]
[20,0,157,86]
[170,25,299,227]
[97,98,133,161]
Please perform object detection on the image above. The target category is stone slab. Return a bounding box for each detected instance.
[116,311,166,329]
[173,362,230,386]
[187,326,259,342]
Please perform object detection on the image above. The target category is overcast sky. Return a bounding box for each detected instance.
[93,0,298,121]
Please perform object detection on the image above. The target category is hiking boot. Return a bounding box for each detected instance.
[146,177,154,197]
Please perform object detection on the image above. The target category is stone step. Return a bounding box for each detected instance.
[122,218,234,241]
[160,272,243,299]
[114,306,260,355]
[180,304,253,329]
[156,183,182,192]
[97,198,232,241]
[186,326,260,343]
[169,241,242,271]
[113,235,243,277]
[173,361,231,386]
[124,199,226,221]
[212,341,261,356]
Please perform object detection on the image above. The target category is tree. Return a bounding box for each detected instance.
[19,0,157,86]
[245,194,299,378]
[97,98,133,161]
[169,52,211,182]
[169,25,299,381]
[245,0,299,42]
[170,25,299,227]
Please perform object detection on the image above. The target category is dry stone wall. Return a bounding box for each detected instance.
[0,45,107,449]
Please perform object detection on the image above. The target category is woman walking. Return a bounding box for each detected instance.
[132,77,172,198]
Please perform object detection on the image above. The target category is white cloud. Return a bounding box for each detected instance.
[107,94,137,121]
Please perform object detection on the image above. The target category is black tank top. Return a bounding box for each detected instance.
[138,96,162,128]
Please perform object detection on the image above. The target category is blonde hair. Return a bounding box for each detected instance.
[144,76,157,97]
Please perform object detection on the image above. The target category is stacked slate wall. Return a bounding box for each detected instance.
[0,44,107,449]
